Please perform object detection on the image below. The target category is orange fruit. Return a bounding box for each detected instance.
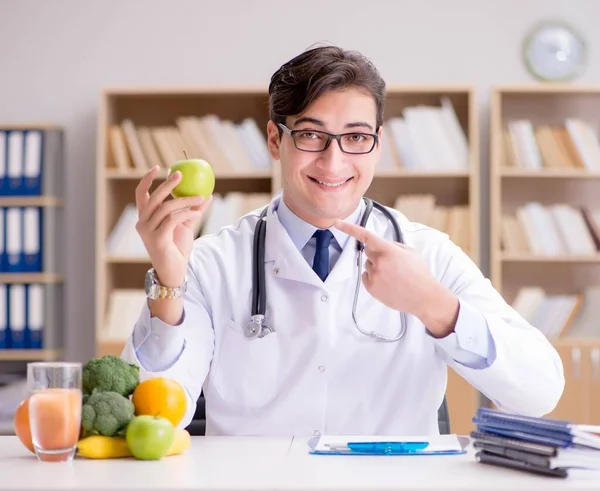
[132,378,187,427]
[13,398,34,453]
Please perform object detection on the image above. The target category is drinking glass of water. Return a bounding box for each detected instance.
[27,362,82,462]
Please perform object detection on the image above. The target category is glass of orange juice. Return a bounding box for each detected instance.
[27,362,82,463]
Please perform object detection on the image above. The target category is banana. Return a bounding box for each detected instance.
[76,435,131,459]
[76,429,191,459]
[167,428,192,456]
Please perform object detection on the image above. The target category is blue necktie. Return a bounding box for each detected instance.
[312,229,334,281]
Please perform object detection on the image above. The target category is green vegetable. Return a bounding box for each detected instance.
[82,354,139,397]
[81,390,135,437]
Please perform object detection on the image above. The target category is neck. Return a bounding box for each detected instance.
[282,194,360,229]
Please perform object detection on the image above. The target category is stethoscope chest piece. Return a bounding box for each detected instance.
[244,314,272,339]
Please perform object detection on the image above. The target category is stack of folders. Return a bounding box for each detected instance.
[472,408,600,478]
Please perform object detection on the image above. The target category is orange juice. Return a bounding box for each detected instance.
[28,388,82,462]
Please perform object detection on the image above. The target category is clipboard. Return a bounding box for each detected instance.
[307,434,469,456]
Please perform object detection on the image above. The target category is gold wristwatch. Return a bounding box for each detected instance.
[145,268,187,300]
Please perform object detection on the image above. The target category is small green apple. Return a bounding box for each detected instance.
[125,415,174,461]
[168,159,215,199]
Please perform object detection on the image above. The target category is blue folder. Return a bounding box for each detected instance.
[307,434,468,456]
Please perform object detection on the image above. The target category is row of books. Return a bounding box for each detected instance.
[504,119,600,171]
[501,202,600,256]
[107,97,470,176]
[106,192,471,259]
[394,194,471,255]
[109,116,273,175]
[377,97,470,172]
[510,286,600,340]
[106,192,272,258]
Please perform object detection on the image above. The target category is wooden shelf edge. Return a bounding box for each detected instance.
[106,256,150,264]
[0,273,63,284]
[104,169,273,180]
[500,254,600,263]
[373,170,471,178]
[552,338,600,348]
[0,196,64,206]
[0,349,63,361]
[493,84,600,94]
[500,169,600,179]
[96,340,126,357]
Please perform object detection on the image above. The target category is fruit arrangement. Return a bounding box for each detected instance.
[13,355,191,461]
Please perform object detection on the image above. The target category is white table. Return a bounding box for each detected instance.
[0,435,599,490]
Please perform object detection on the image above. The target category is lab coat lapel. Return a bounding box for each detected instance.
[264,200,324,288]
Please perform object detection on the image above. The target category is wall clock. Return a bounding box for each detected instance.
[523,21,587,82]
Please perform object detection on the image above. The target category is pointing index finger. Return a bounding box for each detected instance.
[334,220,383,251]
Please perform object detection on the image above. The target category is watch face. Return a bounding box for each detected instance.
[145,269,155,295]
[523,21,587,82]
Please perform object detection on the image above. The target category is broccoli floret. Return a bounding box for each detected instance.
[81,391,135,437]
[82,355,139,397]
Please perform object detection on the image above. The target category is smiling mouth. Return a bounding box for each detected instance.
[308,176,353,188]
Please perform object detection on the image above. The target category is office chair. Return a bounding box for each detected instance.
[186,395,452,436]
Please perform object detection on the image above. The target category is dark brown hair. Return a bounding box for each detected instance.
[268,44,386,131]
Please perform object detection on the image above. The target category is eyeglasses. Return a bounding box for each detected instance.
[278,123,379,154]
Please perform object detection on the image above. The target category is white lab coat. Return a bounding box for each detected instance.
[121,194,564,437]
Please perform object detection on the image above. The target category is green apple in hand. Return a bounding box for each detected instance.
[126,415,175,460]
[168,159,215,199]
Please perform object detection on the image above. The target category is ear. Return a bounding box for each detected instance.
[266,120,281,160]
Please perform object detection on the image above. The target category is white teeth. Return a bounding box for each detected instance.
[315,179,346,187]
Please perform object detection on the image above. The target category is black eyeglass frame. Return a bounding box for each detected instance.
[278,123,379,155]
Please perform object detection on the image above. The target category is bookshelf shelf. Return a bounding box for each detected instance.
[500,169,600,179]
[0,273,63,284]
[500,254,600,263]
[0,349,62,361]
[490,85,600,424]
[96,85,479,435]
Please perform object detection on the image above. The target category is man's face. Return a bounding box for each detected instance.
[267,87,381,228]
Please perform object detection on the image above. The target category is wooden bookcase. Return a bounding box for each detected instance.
[95,85,480,434]
[0,124,65,363]
[490,85,600,424]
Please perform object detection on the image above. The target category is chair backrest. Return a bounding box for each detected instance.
[187,395,452,436]
[438,396,451,435]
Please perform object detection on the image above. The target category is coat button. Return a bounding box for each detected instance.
[321,294,328,302]
[273,267,280,275]
[314,430,321,436]
[318,366,325,372]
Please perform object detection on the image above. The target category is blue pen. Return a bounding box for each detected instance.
[326,441,429,454]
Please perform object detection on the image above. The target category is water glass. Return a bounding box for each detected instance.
[27,362,82,462]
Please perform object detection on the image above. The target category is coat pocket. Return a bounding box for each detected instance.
[211,319,280,410]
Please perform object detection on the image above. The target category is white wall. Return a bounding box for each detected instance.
[0,0,598,361]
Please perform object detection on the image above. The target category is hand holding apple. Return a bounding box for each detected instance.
[135,163,214,288]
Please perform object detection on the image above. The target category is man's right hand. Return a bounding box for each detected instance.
[135,166,213,288]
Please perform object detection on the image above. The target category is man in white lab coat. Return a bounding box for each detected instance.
[121,45,564,437]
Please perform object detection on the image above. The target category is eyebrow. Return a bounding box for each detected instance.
[293,116,374,131]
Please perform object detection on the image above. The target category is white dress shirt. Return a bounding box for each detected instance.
[121,193,565,437]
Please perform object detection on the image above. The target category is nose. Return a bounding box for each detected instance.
[316,138,347,172]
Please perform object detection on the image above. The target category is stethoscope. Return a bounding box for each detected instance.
[244,197,408,343]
